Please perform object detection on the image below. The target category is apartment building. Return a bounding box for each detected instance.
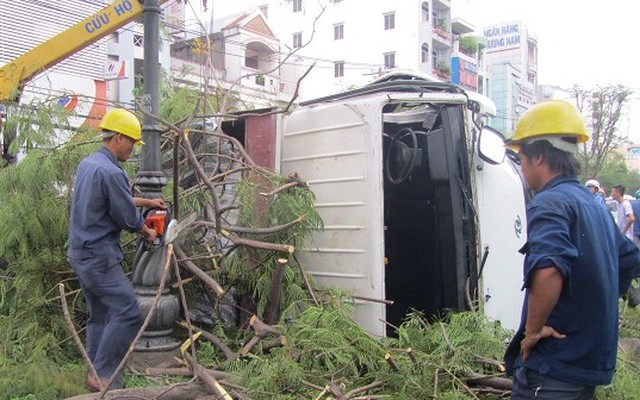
[171,9,291,107]
[482,20,538,135]
[199,0,485,101]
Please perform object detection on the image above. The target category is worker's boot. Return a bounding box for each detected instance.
[86,373,110,392]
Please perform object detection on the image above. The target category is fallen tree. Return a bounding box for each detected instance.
[40,103,516,399]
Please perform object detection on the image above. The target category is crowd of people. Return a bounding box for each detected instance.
[584,179,640,246]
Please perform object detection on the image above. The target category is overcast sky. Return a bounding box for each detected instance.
[455,0,637,139]
[468,0,636,89]
[187,0,639,139]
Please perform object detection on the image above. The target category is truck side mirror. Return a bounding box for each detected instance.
[478,126,506,165]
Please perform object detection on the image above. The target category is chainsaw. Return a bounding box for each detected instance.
[144,208,197,245]
[132,209,198,286]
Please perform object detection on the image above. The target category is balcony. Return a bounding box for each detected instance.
[240,66,280,94]
[433,30,452,49]
[433,16,452,48]
[451,17,475,35]
[457,36,479,59]
[433,26,450,41]
[434,60,451,81]
[434,68,451,81]
[433,0,451,10]
[459,47,476,58]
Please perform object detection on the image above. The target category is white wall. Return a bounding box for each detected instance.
[0,0,109,101]
[196,0,436,100]
[107,22,173,108]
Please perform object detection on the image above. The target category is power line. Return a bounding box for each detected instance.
[4,0,397,76]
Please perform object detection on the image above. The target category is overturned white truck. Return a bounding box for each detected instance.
[278,73,527,336]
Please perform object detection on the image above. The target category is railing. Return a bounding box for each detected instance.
[240,66,280,94]
[434,68,450,80]
[459,47,476,58]
[433,27,450,40]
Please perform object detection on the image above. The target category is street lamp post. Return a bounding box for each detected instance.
[132,0,180,352]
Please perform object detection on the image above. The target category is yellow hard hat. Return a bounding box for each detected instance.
[508,100,589,150]
[99,109,143,143]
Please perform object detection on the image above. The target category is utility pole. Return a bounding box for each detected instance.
[132,0,180,353]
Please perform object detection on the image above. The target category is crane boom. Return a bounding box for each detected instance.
[0,0,168,101]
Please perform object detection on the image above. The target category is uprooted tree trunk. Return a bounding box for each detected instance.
[64,383,212,400]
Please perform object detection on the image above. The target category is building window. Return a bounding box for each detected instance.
[292,32,302,48]
[432,51,437,67]
[334,61,344,77]
[133,34,144,47]
[421,43,429,63]
[384,12,395,30]
[384,52,395,69]
[422,2,429,21]
[293,0,302,12]
[334,23,344,40]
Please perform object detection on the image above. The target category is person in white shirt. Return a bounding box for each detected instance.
[611,184,635,241]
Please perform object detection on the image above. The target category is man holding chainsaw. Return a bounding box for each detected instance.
[67,108,166,391]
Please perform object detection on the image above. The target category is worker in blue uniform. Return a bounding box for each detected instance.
[631,189,640,246]
[503,100,640,399]
[629,190,640,307]
[67,109,166,391]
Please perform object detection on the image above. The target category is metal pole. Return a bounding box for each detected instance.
[133,0,179,352]
[137,0,166,195]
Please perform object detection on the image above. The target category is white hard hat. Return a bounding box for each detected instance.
[585,179,600,189]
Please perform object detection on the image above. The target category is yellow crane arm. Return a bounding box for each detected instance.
[0,0,168,101]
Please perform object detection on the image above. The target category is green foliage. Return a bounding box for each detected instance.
[213,305,514,399]
[436,59,451,75]
[119,304,640,399]
[0,127,101,397]
[620,302,640,339]
[459,36,478,54]
[133,69,224,125]
[159,82,218,124]
[0,360,86,399]
[396,311,512,361]
[0,132,99,346]
[222,295,387,398]
[437,17,447,31]
[382,311,512,398]
[2,100,75,162]
[591,151,640,194]
[218,176,323,318]
[282,295,386,374]
[575,84,633,179]
[590,302,640,399]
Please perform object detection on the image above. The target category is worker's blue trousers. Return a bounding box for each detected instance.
[511,367,595,400]
[70,255,142,385]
